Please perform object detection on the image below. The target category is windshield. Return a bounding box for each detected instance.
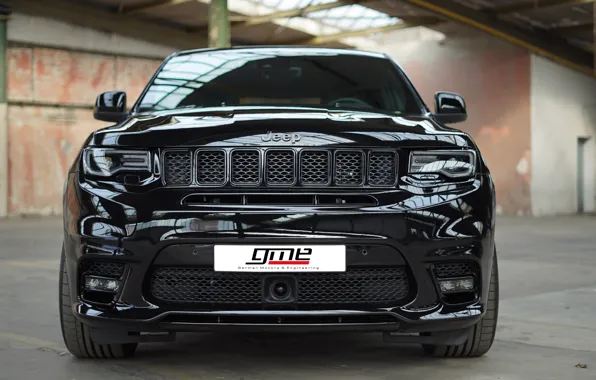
[135,49,424,115]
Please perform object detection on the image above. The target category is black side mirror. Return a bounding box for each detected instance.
[433,91,467,124]
[94,91,128,122]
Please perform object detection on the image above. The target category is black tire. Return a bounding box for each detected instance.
[422,250,499,357]
[59,246,137,359]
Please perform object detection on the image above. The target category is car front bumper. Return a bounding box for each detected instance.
[63,172,496,336]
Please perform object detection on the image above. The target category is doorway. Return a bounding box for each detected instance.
[577,137,594,213]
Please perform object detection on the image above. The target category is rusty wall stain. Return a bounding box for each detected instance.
[7,48,33,101]
[401,46,532,215]
[33,48,117,105]
[7,106,103,215]
[7,47,162,215]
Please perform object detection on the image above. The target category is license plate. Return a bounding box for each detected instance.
[214,245,346,272]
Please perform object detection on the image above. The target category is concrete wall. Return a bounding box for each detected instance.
[530,55,596,216]
[8,12,175,59]
[6,14,168,216]
[378,34,532,216]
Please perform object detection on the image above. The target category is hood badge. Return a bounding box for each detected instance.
[262,131,302,144]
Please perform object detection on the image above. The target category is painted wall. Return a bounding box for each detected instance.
[378,34,532,215]
[6,42,164,216]
[530,55,596,216]
[8,12,176,59]
[4,12,174,216]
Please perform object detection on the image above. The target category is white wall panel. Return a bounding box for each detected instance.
[531,55,596,215]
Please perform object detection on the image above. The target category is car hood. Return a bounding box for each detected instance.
[90,107,474,149]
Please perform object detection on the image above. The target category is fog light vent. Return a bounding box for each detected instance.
[84,276,121,292]
[438,277,475,294]
[81,261,125,304]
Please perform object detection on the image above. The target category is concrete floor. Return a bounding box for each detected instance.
[1,216,595,380]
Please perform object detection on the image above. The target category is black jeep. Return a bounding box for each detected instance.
[60,46,498,359]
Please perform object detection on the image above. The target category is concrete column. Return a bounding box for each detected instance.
[0,19,7,217]
[208,0,230,48]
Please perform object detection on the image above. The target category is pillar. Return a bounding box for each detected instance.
[0,18,7,217]
[208,0,230,48]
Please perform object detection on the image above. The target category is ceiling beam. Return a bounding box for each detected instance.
[493,0,594,14]
[13,0,208,49]
[233,0,366,28]
[553,23,594,33]
[123,0,192,15]
[289,17,441,45]
[399,0,594,77]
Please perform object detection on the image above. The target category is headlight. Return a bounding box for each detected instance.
[409,150,476,179]
[83,148,151,177]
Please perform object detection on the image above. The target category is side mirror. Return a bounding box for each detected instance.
[94,91,128,122]
[433,91,467,124]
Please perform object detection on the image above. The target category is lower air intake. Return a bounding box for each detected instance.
[149,267,410,308]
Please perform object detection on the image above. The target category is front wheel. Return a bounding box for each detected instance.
[59,246,138,359]
[422,250,499,357]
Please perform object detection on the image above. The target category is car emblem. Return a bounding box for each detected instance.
[261,131,302,144]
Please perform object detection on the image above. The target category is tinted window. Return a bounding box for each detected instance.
[136,49,422,115]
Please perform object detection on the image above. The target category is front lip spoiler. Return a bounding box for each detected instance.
[74,305,481,334]
[77,308,403,333]
[80,307,475,346]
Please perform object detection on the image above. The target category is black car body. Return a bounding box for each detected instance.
[60,47,498,359]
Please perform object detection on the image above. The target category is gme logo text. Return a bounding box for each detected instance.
[245,248,312,265]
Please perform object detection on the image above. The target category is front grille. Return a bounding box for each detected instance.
[231,150,260,185]
[434,262,478,278]
[83,262,124,277]
[149,267,409,307]
[162,148,397,188]
[164,150,192,185]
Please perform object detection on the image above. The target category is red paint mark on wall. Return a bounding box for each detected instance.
[7,106,105,215]
[478,125,511,143]
[7,48,34,101]
[33,48,116,105]
[91,61,109,88]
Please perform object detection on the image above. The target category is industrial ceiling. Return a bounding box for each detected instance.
[9,0,596,76]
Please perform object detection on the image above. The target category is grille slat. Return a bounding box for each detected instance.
[149,267,409,306]
[300,151,330,185]
[368,151,397,186]
[164,151,192,185]
[231,150,261,185]
[163,148,397,188]
[266,150,295,185]
[197,150,226,185]
[335,151,364,186]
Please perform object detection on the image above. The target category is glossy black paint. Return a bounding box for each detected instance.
[63,47,496,337]
[94,91,128,123]
[433,91,467,124]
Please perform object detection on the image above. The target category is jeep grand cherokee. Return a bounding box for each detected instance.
[59,47,498,359]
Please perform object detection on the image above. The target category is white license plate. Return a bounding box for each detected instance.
[214,245,346,272]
